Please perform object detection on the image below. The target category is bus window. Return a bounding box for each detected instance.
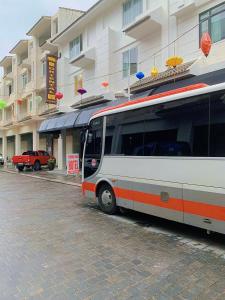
[84,118,103,178]
[209,91,225,157]
[113,94,210,157]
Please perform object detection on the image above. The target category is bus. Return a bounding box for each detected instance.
[82,82,225,235]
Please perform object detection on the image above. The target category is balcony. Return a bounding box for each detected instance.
[19,81,34,98]
[70,47,96,68]
[40,41,58,54]
[194,0,211,7]
[3,71,13,81]
[123,5,163,40]
[170,0,198,16]
[20,57,31,69]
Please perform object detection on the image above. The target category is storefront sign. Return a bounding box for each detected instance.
[66,154,80,175]
[46,55,57,104]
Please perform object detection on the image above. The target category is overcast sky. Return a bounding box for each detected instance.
[0,0,98,60]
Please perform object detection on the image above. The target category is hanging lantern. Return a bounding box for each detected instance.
[101,81,109,88]
[55,92,64,100]
[166,56,183,68]
[151,67,159,78]
[17,99,23,105]
[201,32,212,57]
[77,88,87,95]
[136,72,145,80]
[0,100,7,110]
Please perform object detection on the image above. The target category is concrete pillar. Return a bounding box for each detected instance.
[15,134,21,155]
[2,135,7,161]
[33,128,39,151]
[58,130,66,170]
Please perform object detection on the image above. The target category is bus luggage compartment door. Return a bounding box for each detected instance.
[183,184,225,234]
[131,181,183,223]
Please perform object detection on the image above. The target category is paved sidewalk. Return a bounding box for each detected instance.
[1,171,225,299]
[0,165,81,187]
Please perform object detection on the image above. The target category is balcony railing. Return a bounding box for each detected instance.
[70,47,96,68]
[123,3,163,39]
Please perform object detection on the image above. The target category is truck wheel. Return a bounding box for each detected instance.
[17,166,24,172]
[33,161,41,171]
[98,184,117,215]
[48,162,55,171]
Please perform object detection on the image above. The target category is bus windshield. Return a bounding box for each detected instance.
[83,117,103,179]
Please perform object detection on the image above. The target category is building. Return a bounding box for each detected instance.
[1,0,225,169]
[0,8,83,166]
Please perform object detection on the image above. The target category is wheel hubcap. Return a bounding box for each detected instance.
[102,190,113,206]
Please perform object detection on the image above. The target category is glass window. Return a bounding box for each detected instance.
[21,73,28,88]
[200,2,225,44]
[209,91,225,157]
[123,0,143,27]
[123,47,138,78]
[69,35,83,59]
[84,118,103,178]
[112,94,210,157]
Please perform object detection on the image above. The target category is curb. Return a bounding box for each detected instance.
[0,169,82,188]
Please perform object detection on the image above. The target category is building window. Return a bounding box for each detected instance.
[41,60,46,77]
[123,0,143,27]
[21,73,28,88]
[74,74,83,95]
[29,98,33,114]
[200,2,225,44]
[122,47,138,78]
[69,35,83,59]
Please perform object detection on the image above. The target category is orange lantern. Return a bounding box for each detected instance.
[200,32,212,57]
[101,81,109,88]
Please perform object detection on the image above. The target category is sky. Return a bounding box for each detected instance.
[0,0,98,61]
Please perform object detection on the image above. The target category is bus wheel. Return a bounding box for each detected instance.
[98,184,117,215]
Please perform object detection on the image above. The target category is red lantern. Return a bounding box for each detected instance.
[17,99,23,105]
[201,32,212,57]
[101,81,109,88]
[55,92,63,100]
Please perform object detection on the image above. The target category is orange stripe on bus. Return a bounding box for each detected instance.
[114,187,183,212]
[83,182,225,222]
[183,200,225,222]
[82,182,95,193]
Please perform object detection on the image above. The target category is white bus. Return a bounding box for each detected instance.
[82,83,225,234]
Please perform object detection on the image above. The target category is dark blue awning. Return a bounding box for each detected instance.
[38,111,80,133]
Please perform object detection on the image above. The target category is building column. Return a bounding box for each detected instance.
[33,128,39,151]
[15,134,21,155]
[58,130,66,170]
[2,135,7,161]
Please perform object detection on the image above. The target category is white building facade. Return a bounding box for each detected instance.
[0,8,83,166]
[1,0,225,169]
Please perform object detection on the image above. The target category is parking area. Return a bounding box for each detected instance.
[0,172,225,300]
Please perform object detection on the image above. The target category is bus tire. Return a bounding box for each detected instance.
[98,184,117,215]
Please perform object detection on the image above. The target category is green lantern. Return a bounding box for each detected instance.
[0,100,7,110]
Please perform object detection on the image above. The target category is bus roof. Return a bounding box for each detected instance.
[91,82,225,120]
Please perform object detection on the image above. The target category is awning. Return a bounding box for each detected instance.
[38,93,154,134]
[38,111,80,133]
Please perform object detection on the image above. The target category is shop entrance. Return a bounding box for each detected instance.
[21,133,33,153]
[6,136,15,162]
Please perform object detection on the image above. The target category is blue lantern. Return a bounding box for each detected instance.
[136,72,145,80]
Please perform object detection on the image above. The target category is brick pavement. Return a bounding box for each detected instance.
[0,172,225,300]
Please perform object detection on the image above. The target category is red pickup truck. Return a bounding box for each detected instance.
[12,150,56,172]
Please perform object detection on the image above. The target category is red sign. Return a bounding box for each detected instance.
[66,154,80,175]
[46,55,57,104]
